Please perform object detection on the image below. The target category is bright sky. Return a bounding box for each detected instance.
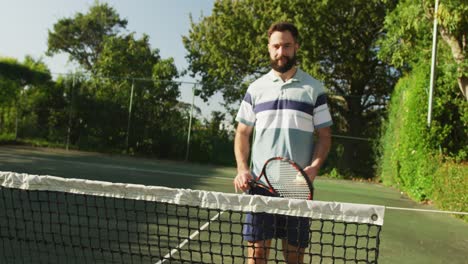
[0,0,225,118]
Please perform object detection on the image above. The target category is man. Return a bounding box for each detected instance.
[233,22,333,264]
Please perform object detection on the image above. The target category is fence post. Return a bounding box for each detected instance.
[185,84,196,161]
[14,89,21,140]
[126,79,135,152]
[427,0,439,127]
[66,73,75,151]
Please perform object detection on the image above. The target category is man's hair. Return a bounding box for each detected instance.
[267,22,299,43]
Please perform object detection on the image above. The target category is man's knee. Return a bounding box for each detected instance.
[248,240,271,263]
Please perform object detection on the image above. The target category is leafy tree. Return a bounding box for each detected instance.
[0,2,234,166]
[47,2,128,72]
[19,75,67,141]
[91,33,181,152]
[0,57,50,87]
[377,0,466,206]
[379,0,467,100]
[0,58,22,106]
[46,2,184,155]
[379,0,467,157]
[92,33,180,104]
[0,57,52,137]
[183,0,399,177]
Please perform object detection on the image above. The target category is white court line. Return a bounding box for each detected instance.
[1,152,231,181]
[386,206,468,215]
[69,160,231,181]
[155,211,224,264]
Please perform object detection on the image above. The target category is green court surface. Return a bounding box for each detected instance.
[0,145,467,264]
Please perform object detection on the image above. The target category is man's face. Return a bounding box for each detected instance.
[268,30,299,73]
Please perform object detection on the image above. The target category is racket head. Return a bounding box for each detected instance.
[256,157,314,200]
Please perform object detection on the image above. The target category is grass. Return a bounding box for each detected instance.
[0,145,467,264]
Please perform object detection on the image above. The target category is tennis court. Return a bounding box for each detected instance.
[0,145,467,263]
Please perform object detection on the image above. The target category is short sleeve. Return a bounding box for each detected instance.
[235,92,256,127]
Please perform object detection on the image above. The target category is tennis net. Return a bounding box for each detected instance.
[0,171,384,263]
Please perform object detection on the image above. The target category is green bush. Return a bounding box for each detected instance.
[378,57,467,213]
[0,133,16,143]
[378,63,437,201]
[325,168,346,179]
[433,160,467,221]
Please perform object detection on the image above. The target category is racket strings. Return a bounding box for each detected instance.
[265,160,310,199]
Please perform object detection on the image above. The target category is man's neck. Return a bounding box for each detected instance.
[273,67,297,82]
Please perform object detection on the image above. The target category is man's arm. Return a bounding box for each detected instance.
[304,126,332,182]
[233,122,254,192]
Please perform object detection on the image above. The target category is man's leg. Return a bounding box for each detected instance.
[281,216,310,263]
[247,239,272,264]
[282,240,305,264]
[243,187,277,263]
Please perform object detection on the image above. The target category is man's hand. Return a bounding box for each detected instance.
[304,126,331,183]
[234,170,253,193]
[303,166,319,182]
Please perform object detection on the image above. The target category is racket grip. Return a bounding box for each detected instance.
[248,180,257,188]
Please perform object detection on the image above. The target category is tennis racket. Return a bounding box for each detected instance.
[249,157,314,200]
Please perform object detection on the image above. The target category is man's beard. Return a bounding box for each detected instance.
[270,53,297,73]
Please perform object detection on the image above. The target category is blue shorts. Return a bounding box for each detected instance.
[243,186,310,248]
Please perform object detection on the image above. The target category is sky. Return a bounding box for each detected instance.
[0,0,225,118]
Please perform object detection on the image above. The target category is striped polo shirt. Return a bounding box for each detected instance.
[236,68,333,178]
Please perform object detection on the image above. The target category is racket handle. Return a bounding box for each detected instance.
[248,180,257,188]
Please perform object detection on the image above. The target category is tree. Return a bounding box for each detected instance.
[437,1,468,100]
[20,73,67,142]
[0,58,23,106]
[183,0,399,177]
[379,0,467,100]
[89,33,180,151]
[378,0,467,195]
[47,2,128,73]
[93,33,180,103]
[0,57,51,87]
[46,2,185,155]
[0,57,52,137]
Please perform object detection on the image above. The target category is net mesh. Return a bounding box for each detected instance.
[0,172,384,264]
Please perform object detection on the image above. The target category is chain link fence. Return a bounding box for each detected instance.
[0,73,235,165]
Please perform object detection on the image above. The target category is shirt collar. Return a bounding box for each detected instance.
[267,68,302,83]
[267,70,280,82]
